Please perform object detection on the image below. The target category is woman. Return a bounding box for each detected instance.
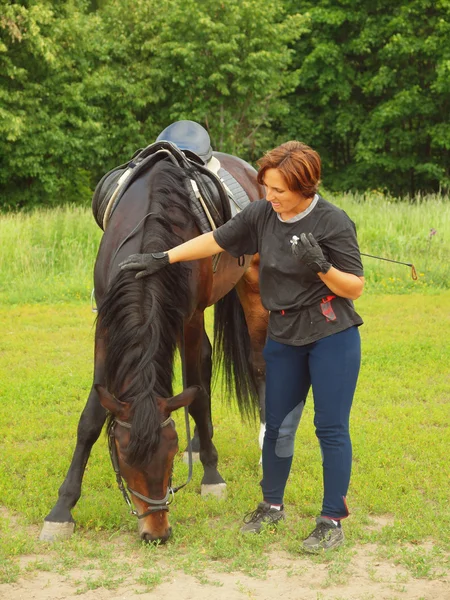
[120,141,364,552]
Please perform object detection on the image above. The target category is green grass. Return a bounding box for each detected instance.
[1,294,449,586]
[0,206,102,305]
[0,193,449,304]
[0,200,449,589]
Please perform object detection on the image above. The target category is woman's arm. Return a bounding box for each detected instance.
[120,231,225,278]
[318,269,364,300]
[121,201,258,278]
[167,231,224,263]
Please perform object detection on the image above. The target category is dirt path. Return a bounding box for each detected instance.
[2,544,449,600]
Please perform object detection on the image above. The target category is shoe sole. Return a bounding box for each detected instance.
[302,535,345,554]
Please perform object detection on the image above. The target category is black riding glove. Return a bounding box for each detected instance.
[291,233,332,274]
[119,252,170,279]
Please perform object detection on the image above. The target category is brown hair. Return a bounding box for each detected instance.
[257,141,321,198]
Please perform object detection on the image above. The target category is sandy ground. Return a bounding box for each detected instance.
[2,543,449,600]
[1,512,448,600]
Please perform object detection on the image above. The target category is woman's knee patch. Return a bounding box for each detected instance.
[275,401,305,458]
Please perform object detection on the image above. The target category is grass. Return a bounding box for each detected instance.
[0,199,449,591]
[0,206,102,305]
[0,294,449,587]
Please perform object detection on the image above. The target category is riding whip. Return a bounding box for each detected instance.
[361,253,417,280]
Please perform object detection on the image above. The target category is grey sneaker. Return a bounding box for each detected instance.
[241,501,285,533]
[302,517,345,553]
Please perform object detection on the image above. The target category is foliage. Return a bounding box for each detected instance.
[1,1,450,206]
[0,0,303,208]
[101,0,305,155]
[280,0,450,195]
[0,1,107,208]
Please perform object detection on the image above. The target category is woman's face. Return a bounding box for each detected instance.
[263,168,311,220]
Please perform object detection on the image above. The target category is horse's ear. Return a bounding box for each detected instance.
[166,386,200,413]
[95,384,126,415]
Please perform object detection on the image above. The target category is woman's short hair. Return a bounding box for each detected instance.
[257,141,321,198]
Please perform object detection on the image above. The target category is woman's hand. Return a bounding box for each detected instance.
[292,233,364,299]
[119,231,225,279]
[119,252,169,279]
[292,233,331,274]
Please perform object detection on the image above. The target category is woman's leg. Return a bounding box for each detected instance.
[261,337,311,505]
[309,326,361,519]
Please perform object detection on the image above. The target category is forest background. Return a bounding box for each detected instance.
[1,0,450,210]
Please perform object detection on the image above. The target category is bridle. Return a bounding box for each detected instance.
[108,408,193,519]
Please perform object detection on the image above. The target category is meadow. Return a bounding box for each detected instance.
[0,192,449,305]
[0,195,449,596]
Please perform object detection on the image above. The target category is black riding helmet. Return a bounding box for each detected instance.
[156,120,213,164]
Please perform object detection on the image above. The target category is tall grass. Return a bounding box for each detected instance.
[329,191,450,292]
[0,206,102,304]
[0,193,449,304]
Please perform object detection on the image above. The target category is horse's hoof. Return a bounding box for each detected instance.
[183,451,200,464]
[201,482,227,499]
[39,520,75,542]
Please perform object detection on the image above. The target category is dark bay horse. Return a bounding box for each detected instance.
[40,151,268,543]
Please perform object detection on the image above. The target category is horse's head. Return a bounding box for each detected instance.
[96,384,198,543]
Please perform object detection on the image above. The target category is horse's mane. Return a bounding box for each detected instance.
[98,160,195,465]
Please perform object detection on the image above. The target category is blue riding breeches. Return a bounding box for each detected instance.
[261,326,361,519]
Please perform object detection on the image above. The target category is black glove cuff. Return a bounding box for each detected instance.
[151,252,169,264]
[311,261,332,274]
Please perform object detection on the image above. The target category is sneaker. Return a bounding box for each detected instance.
[302,517,345,553]
[241,501,285,534]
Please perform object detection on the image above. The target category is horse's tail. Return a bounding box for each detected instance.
[213,289,259,416]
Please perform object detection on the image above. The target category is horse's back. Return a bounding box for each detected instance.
[93,150,264,304]
[206,152,264,306]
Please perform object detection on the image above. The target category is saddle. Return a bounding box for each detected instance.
[92,141,237,233]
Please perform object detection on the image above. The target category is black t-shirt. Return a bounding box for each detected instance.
[213,195,364,346]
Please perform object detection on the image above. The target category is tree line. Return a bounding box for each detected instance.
[1,0,449,209]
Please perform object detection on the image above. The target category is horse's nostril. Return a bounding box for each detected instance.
[141,526,172,545]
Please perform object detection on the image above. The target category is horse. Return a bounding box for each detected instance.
[39,144,269,543]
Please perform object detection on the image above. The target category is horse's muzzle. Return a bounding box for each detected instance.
[138,514,172,544]
[140,526,172,544]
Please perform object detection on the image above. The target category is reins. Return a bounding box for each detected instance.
[168,332,193,497]
[104,158,196,518]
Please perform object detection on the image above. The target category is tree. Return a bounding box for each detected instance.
[356,0,450,195]
[97,0,307,160]
[0,1,110,208]
[0,0,307,208]
[281,0,450,195]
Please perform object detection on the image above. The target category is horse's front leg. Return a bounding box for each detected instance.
[39,384,106,541]
[182,315,226,498]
